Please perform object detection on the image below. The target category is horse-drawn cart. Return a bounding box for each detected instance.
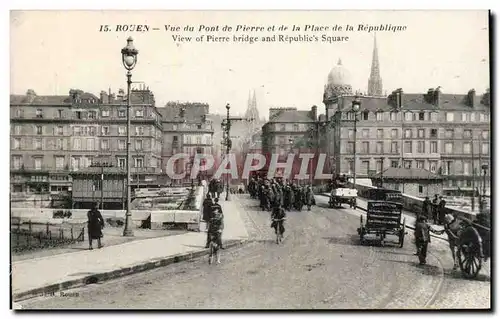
[455,213,491,279]
[329,188,357,208]
[357,200,406,247]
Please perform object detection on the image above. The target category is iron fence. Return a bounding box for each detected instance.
[11,219,86,253]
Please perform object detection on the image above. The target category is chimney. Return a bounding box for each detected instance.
[424,88,435,104]
[100,90,108,104]
[434,86,441,106]
[396,88,403,108]
[311,105,318,121]
[117,88,125,100]
[467,89,476,107]
[69,89,82,103]
[26,89,36,103]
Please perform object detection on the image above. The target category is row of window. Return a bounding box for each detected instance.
[343,159,488,176]
[11,138,159,152]
[341,110,490,123]
[17,108,151,120]
[12,124,155,137]
[11,156,147,170]
[346,128,489,140]
[344,140,489,155]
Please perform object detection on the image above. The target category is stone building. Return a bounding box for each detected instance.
[10,87,163,196]
[321,47,490,196]
[158,102,214,184]
[261,106,322,181]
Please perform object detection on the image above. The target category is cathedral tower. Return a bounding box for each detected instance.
[367,34,383,96]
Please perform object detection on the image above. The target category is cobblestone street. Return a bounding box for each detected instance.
[19,195,490,309]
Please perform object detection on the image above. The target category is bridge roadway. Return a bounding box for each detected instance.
[19,195,490,309]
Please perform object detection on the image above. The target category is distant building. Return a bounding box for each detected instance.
[371,167,443,199]
[158,102,214,184]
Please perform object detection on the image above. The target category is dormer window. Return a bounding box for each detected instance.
[75,111,82,119]
[362,111,369,120]
[118,109,126,118]
[36,109,43,118]
[135,109,144,118]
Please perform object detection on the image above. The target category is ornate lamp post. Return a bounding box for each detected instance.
[121,37,138,237]
[351,96,361,188]
[220,103,253,200]
[224,103,232,201]
[480,163,488,212]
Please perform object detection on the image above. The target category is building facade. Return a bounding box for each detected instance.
[261,106,322,180]
[323,80,491,197]
[158,102,214,184]
[10,87,163,196]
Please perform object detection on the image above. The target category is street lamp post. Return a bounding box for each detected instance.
[221,103,253,200]
[351,96,361,189]
[481,163,488,212]
[121,37,138,237]
[225,103,231,201]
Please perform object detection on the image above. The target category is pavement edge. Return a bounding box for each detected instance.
[13,238,248,303]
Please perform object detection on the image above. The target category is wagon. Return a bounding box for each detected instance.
[455,212,491,279]
[328,188,357,208]
[357,200,406,247]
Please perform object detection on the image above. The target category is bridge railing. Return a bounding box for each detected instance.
[313,183,479,221]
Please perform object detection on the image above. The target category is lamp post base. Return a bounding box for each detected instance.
[123,213,134,237]
[226,192,230,201]
[123,228,134,237]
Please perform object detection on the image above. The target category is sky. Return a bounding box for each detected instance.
[10,10,490,118]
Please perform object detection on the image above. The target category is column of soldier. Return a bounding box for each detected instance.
[247,177,316,212]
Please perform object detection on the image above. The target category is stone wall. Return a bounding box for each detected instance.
[11,186,206,231]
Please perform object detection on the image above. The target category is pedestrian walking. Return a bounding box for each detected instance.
[202,193,213,248]
[87,203,104,250]
[438,196,447,225]
[414,215,441,265]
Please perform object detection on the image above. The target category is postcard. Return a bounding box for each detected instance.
[10,10,491,310]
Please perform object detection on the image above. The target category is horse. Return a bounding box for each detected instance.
[441,213,465,270]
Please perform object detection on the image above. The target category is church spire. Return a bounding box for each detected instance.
[367,33,383,96]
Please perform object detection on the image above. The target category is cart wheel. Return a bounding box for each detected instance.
[399,218,406,248]
[457,242,482,279]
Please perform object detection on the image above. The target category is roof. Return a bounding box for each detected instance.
[338,93,490,112]
[10,89,154,107]
[158,102,209,123]
[374,167,443,180]
[268,108,314,123]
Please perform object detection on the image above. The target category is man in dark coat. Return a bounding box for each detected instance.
[438,196,447,225]
[87,203,104,250]
[304,185,314,211]
[203,194,215,248]
[209,198,224,249]
[422,196,432,219]
[414,215,441,265]
[202,193,213,222]
[432,194,439,224]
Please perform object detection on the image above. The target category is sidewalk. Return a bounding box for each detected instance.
[12,198,249,302]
